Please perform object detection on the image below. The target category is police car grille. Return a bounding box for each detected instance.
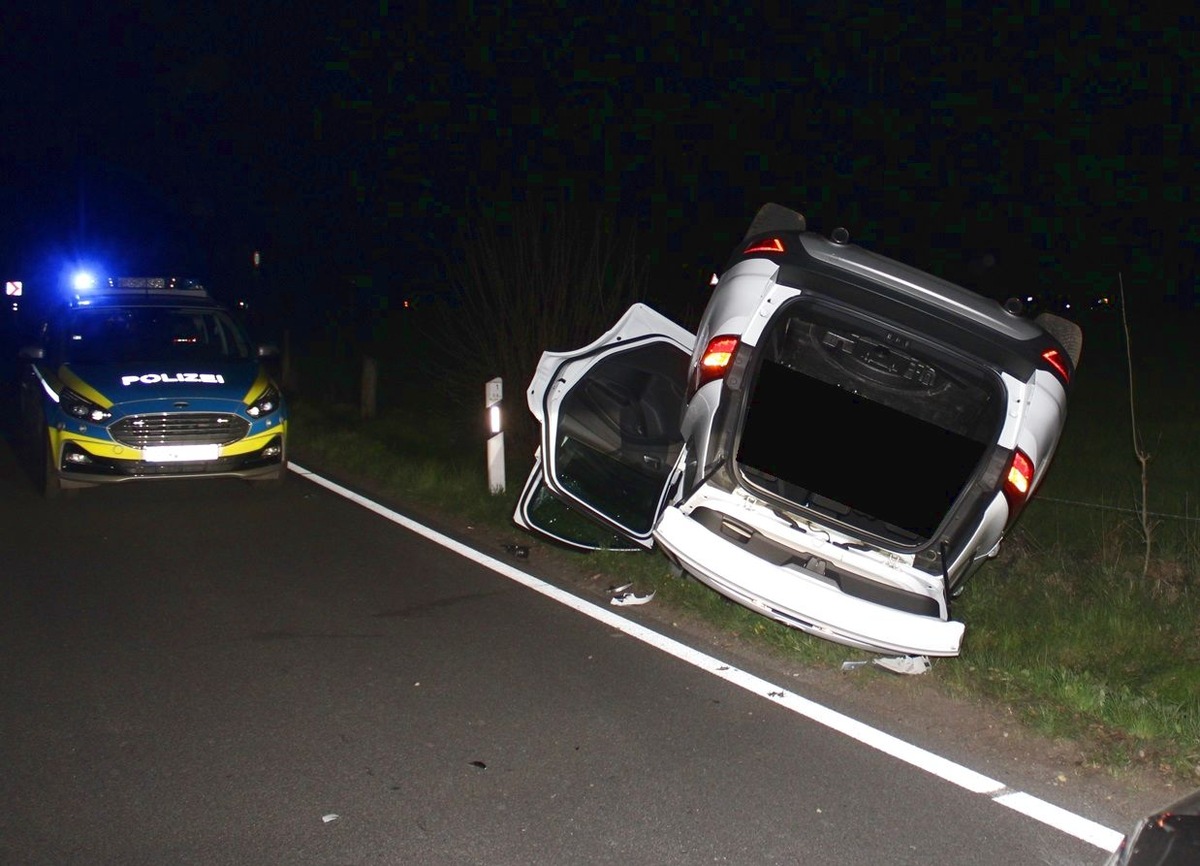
[110,413,250,447]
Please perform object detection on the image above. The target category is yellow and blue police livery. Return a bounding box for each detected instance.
[18,276,287,496]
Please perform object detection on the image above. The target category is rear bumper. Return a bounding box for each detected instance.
[653,505,965,657]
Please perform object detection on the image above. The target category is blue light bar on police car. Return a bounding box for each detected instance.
[96,277,211,298]
[112,276,168,288]
[71,270,98,291]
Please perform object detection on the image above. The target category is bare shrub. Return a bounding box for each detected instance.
[427,199,650,448]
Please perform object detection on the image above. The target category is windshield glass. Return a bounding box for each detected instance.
[63,306,253,364]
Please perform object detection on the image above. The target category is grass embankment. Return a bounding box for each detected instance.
[287,315,1198,786]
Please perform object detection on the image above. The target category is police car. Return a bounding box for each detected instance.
[17,276,287,496]
[515,204,1082,657]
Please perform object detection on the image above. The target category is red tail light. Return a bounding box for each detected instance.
[691,335,740,394]
[1003,449,1034,516]
[743,237,785,255]
[1041,348,1071,383]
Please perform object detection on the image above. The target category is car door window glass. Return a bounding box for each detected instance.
[553,343,688,536]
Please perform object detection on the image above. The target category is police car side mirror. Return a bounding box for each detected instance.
[256,344,280,359]
[17,345,44,360]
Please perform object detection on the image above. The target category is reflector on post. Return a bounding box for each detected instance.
[485,377,505,494]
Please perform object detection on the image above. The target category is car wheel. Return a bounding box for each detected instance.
[741,202,806,240]
[40,433,63,500]
[249,459,288,488]
[20,397,43,462]
[1035,312,1083,367]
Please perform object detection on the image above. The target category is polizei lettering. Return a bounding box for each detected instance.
[121,373,227,386]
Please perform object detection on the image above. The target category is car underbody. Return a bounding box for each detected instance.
[515,204,1080,656]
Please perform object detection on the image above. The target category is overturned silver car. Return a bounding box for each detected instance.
[515,204,1082,656]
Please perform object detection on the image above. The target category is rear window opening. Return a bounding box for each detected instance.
[735,302,1004,546]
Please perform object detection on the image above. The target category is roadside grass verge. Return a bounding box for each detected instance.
[287,394,1199,785]
[947,535,1200,776]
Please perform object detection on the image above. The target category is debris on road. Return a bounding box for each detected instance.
[841,655,932,675]
[873,655,932,675]
[608,583,655,606]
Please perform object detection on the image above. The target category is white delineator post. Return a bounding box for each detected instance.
[485,377,505,494]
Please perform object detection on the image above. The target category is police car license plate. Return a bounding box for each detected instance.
[142,444,220,462]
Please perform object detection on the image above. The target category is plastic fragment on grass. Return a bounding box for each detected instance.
[610,590,655,606]
[872,655,931,675]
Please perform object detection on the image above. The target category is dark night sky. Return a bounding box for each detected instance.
[1,3,1195,318]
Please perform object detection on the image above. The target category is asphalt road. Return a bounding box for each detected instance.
[0,439,1119,865]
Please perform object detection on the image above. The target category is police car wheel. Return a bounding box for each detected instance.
[40,435,63,500]
[21,402,43,463]
[248,461,288,487]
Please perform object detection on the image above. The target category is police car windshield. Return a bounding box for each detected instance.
[64,306,253,364]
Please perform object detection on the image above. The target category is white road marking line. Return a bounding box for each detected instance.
[290,463,1127,853]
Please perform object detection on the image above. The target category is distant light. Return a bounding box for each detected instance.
[72,270,98,291]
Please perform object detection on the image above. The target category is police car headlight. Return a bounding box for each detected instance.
[246,384,281,419]
[60,389,112,423]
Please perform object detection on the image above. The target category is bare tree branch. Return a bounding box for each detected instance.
[1119,273,1155,582]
